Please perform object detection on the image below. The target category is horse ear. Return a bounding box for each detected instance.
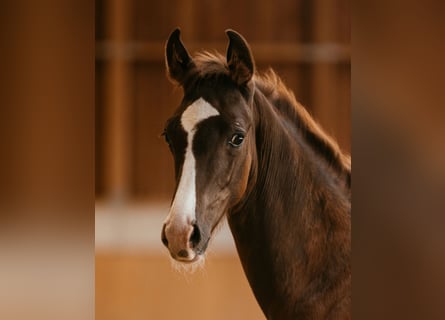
[165,28,194,84]
[225,29,255,86]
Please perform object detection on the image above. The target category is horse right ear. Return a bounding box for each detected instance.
[165,28,194,85]
[225,29,255,86]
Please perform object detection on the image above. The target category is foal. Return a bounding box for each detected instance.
[161,29,351,319]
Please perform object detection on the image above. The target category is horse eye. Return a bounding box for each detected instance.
[229,133,244,147]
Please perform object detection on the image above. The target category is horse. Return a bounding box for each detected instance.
[160,28,351,319]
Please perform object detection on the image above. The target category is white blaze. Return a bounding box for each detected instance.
[165,98,220,225]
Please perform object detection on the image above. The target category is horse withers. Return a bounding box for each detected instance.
[160,28,351,319]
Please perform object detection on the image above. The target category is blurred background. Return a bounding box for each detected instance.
[95,0,350,319]
[2,1,444,320]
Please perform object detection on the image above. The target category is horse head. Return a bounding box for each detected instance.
[161,28,256,263]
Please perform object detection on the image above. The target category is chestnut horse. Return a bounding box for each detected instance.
[161,29,351,319]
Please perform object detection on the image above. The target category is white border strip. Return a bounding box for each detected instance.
[95,201,237,255]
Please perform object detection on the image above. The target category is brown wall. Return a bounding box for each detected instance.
[95,0,351,201]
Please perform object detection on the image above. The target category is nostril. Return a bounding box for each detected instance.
[161,224,168,247]
[177,249,188,258]
[189,223,201,248]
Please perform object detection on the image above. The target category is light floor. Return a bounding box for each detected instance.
[96,253,265,320]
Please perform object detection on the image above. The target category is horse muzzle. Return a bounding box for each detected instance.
[161,219,205,262]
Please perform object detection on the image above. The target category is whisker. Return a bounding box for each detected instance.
[170,256,206,276]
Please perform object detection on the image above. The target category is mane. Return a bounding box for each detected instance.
[194,51,229,77]
[193,51,351,187]
[254,70,351,187]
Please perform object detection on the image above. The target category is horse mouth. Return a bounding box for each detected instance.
[170,235,210,264]
[175,253,203,264]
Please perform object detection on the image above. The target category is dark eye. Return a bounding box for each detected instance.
[228,133,245,148]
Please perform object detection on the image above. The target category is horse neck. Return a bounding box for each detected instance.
[228,88,351,318]
[253,91,350,207]
[237,86,350,232]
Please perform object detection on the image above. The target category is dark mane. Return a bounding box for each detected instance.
[194,51,229,77]
[193,52,351,188]
[254,70,351,188]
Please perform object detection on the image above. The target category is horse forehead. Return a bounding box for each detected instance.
[180,98,220,133]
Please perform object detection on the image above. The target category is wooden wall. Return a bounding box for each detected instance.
[95,0,351,201]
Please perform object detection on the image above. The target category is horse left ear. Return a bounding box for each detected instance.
[225,29,255,86]
[165,28,195,85]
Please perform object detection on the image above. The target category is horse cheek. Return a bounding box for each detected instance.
[232,153,251,204]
